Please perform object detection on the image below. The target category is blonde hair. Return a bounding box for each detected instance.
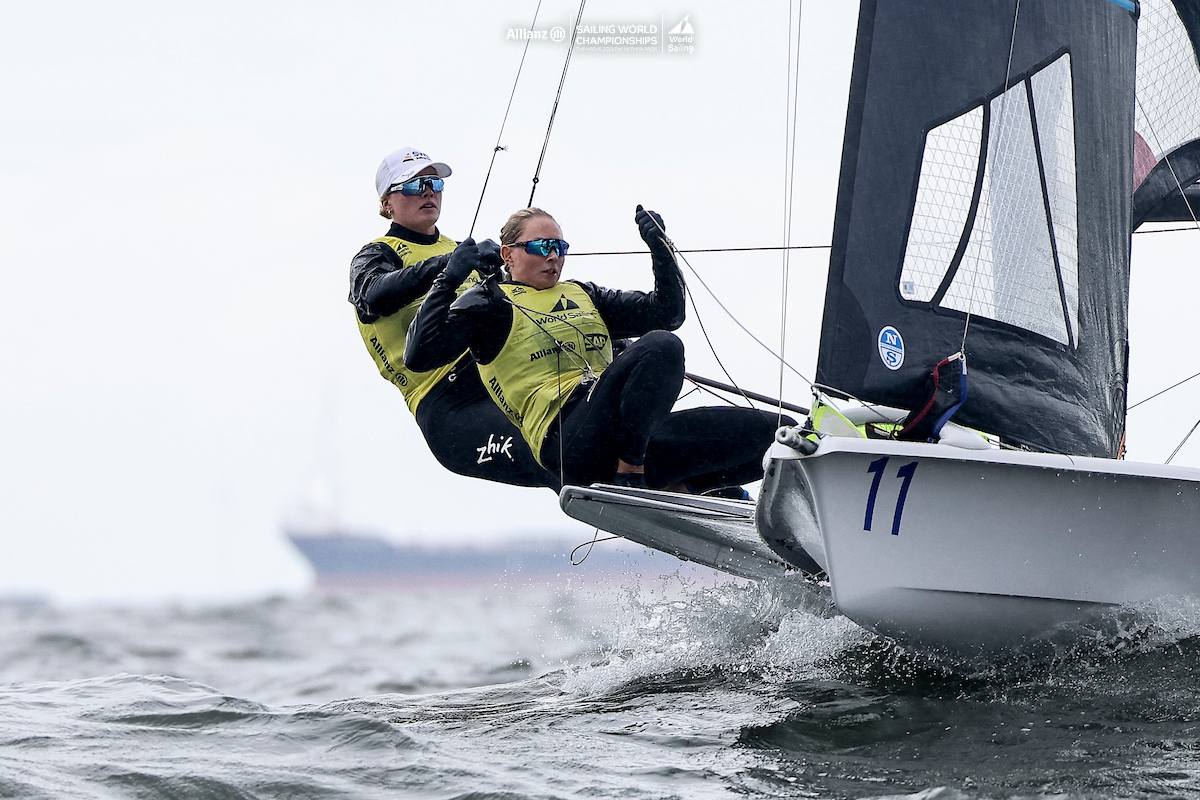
[500,207,556,246]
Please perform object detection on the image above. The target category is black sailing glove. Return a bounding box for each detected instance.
[437,238,484,289]
[635,204,672,261]
[475,239,504,279]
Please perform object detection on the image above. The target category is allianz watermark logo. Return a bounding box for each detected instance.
[506,26,567,42]
[505,14,695,55]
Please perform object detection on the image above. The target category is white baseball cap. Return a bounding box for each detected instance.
[375,147,452,197]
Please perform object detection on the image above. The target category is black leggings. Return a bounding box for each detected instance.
[540,331,795,489]
[644,406,796,491]
[416,361,560,490]
[541,331,685,486]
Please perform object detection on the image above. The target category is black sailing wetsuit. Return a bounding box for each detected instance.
[405,249,789,490]
[349,223,559,490]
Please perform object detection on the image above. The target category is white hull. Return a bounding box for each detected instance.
[758,438,1200,652]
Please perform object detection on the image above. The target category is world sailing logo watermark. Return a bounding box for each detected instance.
[666,15,694,53]
[504,13,695,55]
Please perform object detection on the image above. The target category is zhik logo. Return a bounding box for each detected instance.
[477,433,515,464]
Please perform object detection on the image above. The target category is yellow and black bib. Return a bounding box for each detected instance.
[356,234,479,414]
[478,282,614,464]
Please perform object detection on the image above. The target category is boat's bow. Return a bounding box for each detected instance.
[760,432,1200,652]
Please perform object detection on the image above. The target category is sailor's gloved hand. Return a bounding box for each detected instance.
[635,205,672,260]
[475,239,504,279]
[440,238,483,287]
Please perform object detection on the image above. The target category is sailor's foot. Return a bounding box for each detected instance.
[612,472,647,489]
[703,485,751,501]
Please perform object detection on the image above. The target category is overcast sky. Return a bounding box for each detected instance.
[2,1,1195,602]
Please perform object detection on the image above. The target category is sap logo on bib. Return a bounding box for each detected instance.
[878,326,904,370]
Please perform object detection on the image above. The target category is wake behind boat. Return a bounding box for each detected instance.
[563,0,1200,655]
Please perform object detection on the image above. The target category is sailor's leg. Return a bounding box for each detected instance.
[644,406,796,491]
[543,331,684,486]
[417,368,560,490]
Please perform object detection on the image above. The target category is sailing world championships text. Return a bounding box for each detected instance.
[575,24,657,47]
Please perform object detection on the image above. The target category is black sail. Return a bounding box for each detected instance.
[816,0,1138,457]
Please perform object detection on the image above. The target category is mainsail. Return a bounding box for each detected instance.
[816,0,1138,457]
[1133,0,1200,226]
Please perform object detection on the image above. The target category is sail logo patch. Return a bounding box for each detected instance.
[878,326,904,371]
[551,295,580,312]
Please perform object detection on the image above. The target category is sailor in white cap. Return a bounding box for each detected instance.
[349,148,558,489]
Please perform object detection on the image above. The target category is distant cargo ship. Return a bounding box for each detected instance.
[285,530,694,589]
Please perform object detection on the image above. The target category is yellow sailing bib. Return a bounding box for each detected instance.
[356,234,479,414]
[478,282,614,464]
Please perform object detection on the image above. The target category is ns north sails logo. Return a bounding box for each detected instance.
[551,295,580,312]
[477,433,515,464]
[878,326,904,371]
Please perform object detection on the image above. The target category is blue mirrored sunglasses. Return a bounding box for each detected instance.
[516,238,570,257]
[393,175,445,195]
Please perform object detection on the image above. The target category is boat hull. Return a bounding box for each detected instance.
[758,439,1200,652]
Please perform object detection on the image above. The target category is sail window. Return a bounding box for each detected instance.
[1031,56,1079,339]
[1135,0,1200,160]
[899,53,1078,347]
[898,108,983,303]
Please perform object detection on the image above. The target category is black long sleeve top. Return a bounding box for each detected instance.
[348,223,454,324]
[404,246,686,372]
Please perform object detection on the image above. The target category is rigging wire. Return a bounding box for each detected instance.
[529,0,588,207]
[641,214,815,388]
[1133,94,1200,234]
[495,282,614,490]
[959,0,1023,355]
[1128,369,1200,411]
[685,381,738,407]
[779,0,805,426]
[1134,224,1200,234]
[682,282,754,406]
[1123,99,1200,455]
[686,372,811,416]
[470,0,545,238]
[571,530,620,565]
[1166,418,1200,464]
[568,243,831,256]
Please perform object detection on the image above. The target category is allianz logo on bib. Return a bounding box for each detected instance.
[878,326,904,371]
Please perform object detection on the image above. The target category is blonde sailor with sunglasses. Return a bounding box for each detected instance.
[405,206,789,494]
[349,148,558,489]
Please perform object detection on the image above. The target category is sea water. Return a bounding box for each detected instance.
[3,564,1200,798]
